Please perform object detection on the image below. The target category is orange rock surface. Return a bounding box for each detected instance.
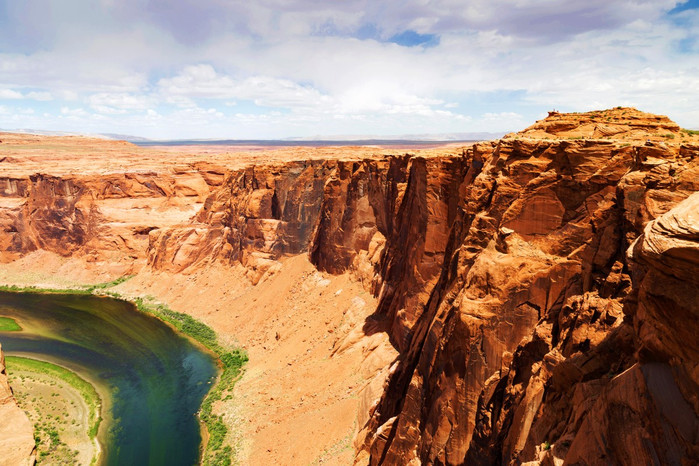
[0,108,697,465]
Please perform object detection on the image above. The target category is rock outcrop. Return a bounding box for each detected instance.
[0,164,221,267]
[0,344,35,466]
[0,108,697,465]
[148,160,336,282]
[352,115,699,464]
[513,107,692,143]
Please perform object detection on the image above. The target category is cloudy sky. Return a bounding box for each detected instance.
[0,0,697,139]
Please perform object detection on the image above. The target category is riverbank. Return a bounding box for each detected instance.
[5,356,101,465]
[0,280,246,465]
[0,252,397,465]
[128,295,247,466]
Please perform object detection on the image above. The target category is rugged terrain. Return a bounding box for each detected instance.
[0,107,697,464]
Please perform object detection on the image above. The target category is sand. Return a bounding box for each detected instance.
[6,360,99,465]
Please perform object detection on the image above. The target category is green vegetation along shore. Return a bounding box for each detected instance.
[0,316,21,331]
[0,278,248,466]
[5,355,102,465]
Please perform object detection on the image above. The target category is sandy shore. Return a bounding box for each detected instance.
[0,252,398,465]
[4,355,103,466]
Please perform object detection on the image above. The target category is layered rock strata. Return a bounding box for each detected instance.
[0,108,697,464]
[352,121,699,464]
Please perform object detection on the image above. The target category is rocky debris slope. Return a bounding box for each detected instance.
[0,344,35,466]
[0,109,697,465]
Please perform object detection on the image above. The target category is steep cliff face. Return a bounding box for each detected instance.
[349,116,699,464]
[148,160,335,280]
[0,344,35,466]
[0,109,697,465]
[0,165,221,265]
[311,154,474,351]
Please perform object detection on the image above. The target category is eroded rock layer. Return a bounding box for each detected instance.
[1,108,697,465]
[353,120,699,465]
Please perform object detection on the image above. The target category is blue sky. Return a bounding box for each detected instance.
[0,0,697,139]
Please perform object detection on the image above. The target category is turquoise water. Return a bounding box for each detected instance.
[0,291,218,466]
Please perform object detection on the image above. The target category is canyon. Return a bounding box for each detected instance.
[0,107,697,465]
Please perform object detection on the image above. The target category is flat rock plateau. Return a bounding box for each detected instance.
[1,107,698,465]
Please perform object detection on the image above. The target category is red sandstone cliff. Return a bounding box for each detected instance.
[0,108,697,465]
[349,111,699,464]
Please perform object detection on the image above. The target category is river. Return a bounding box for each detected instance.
[0,291,218,466]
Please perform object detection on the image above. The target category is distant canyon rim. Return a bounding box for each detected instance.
[1,107,698,465]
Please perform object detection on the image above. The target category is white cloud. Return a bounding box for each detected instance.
[26,91,53,101]
[0,1,696,137]
[87,93,153,114]
[0,88,53,102]
[0,89,23,99]
[483,112,523,120]
[157,65,330,109]
[60,107,89,118]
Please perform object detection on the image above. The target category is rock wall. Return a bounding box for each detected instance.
[148,160,335,280]
[0,165,221,265]
[349,137,699,463]
[1,109,697,465]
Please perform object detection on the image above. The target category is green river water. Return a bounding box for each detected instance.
[0,291,218,466]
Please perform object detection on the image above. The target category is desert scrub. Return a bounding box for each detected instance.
[130,296,247,465]
[0,284,94,295]
[83,275,134,292]
[5,356,102,439]
[0,275,133,296]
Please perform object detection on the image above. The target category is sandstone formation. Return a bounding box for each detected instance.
[354,114,699,465]
[0,108,697,465]
[0,344,36,466]
[513,106,688,142]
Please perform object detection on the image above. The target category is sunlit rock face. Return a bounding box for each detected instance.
[0,108,697,465]
[351,111,699,465]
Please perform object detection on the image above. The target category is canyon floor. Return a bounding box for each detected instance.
[0,255,388,464]
[0,136,452,464]
[1,107,698,465]
[6,358,98,466]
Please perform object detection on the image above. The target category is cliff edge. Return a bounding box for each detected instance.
[0,108,697,464]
